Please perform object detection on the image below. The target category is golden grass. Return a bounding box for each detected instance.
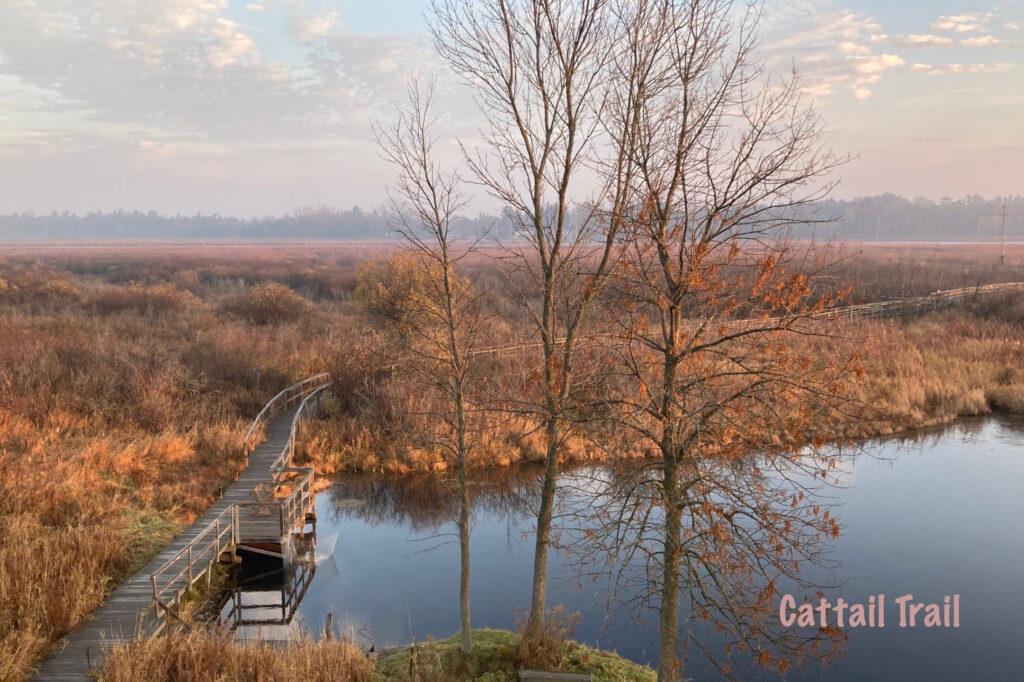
[842,312,1024,435]
[97,632,372,682]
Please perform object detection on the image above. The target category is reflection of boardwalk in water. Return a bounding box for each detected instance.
[218,535,318,641]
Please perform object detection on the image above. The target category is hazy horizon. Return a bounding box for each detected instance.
[0,0,1021,217]
[0,194,1020,243]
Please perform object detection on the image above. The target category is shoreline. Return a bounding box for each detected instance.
[304,403,1024,479]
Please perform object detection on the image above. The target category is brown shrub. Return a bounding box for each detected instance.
[9,275,82,308]
[985,384,1024,412]
[353,253,459,331]
[515,606,582,672]
[220,282,313,325]
[88,284,200,316]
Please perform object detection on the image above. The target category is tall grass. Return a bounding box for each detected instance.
[97,632,372,682]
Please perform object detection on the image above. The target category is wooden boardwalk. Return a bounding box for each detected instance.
[33,387,320,681]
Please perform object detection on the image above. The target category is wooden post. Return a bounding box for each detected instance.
[187,546,193,586]
[326,612,333,640]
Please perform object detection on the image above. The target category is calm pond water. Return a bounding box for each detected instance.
[224,415,1024,680]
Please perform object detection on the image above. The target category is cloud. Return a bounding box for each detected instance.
[0,0,462,153]
[764,3,1022,100]
[897,34,956,48]
[762,6,903,99]
[767,9,884,51]
[290,10,338,44]
[839,41,870,55]
[909,62,1016,75]
[845,53,904,96]
[894,33,1020,48]
[960,35,1012,48]
[208,18,257,67]
[930,12,991,34]
[853,53,905,76]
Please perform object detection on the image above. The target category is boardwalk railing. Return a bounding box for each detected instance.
[150,374,332,629]
[272,383,333,471]
[814,282,1024,321]
[150,505,238,626]
[243,372,331,456]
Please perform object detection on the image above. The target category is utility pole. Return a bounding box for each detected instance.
[858,204,865,299]
[1000,197,1007,265]
[859,205,865,250]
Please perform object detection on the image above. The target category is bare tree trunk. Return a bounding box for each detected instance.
[658,460,682,682]
[458,445,472,653]
[526,422,559,637]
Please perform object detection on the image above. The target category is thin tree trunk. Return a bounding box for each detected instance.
[458,455,472,653]
[658,459,682,682]
[451,266,472,654]
[526,424,560,638]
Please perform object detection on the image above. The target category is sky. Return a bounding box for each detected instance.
[0,0,1020,217]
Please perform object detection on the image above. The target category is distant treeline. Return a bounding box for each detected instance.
[0,195,1020,242]
[796,194,1023,242]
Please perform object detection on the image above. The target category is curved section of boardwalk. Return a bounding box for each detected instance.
[34,392,316,680]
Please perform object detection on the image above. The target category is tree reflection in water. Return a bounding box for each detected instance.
[323,460,850,678]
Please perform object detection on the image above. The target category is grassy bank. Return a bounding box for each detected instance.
[374,629,654,682]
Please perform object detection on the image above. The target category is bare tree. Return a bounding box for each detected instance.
[428,0,640,637]
[375,76,483,653]
[584,1,854,680]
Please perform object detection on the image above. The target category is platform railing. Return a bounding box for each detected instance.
[235,467,316,542]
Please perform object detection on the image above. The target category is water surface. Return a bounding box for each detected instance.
[228,415,1024,680]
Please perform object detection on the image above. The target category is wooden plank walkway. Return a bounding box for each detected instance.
[32,406,302,681]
